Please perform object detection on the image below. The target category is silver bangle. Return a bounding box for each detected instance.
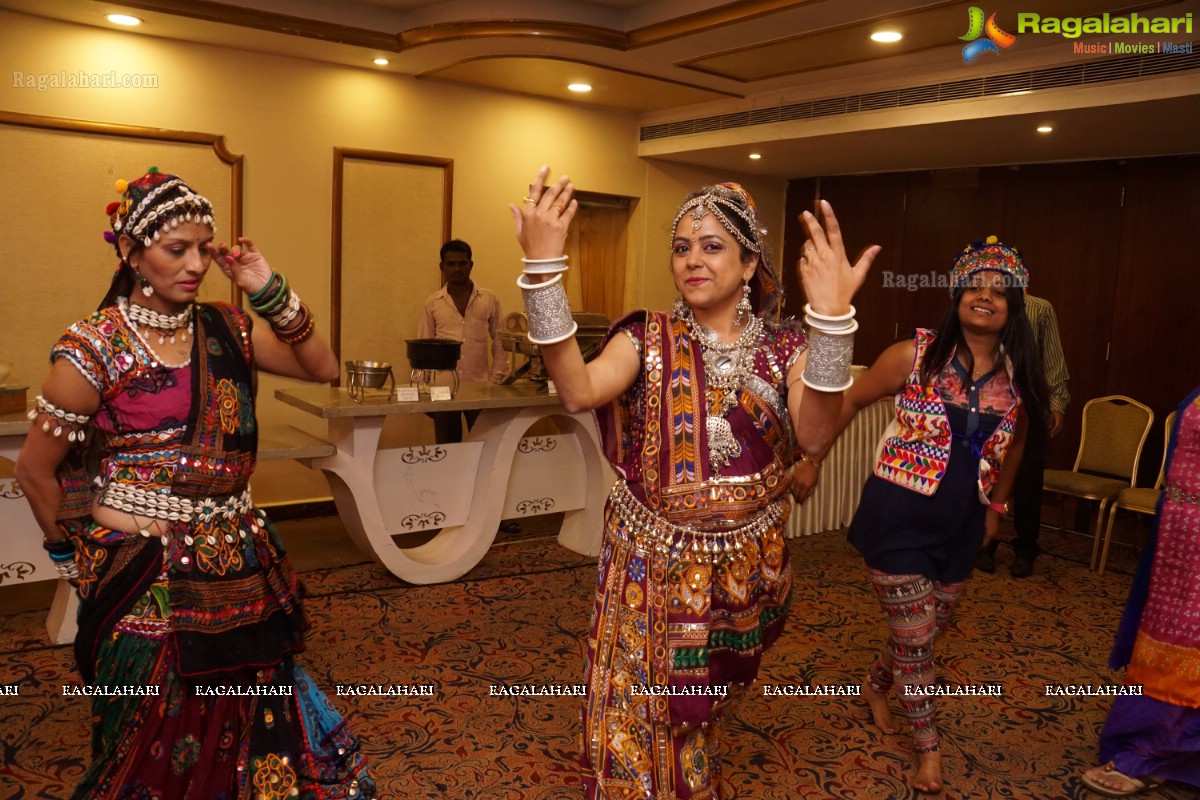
[518,273,577,345]
[801,323,857,392]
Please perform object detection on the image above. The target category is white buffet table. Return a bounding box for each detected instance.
[276,382,612,585]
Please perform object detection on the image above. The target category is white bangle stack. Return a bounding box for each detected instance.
[802,303,857,392]
[517,272,578,344]
[520,255,569,276]
[518,255,575,345]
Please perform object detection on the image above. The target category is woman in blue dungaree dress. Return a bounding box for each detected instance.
[816,237,1049,794]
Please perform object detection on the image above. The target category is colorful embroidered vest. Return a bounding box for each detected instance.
[874,328,1020,500]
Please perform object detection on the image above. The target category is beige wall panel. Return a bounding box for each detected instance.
[339,159,446,376]
[0,124,233,392]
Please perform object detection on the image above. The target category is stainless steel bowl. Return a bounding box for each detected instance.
[345,360,396,402]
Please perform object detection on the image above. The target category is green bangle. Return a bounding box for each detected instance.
[251,274,290,315]
[248,272,281,305]
[248,273,283,309]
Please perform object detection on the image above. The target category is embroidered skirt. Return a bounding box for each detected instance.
[581,481,792,799]
[69,512,376,799]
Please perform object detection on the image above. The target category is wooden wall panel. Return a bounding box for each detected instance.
[780,177,816,324]
[786,155,1200,477]
[997,162,1124,468]
[812,174,908,365]
[1108,155,1200,485]
[896,169,1006,348]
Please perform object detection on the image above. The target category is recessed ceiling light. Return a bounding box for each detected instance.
[106,14,142,26]
[567,83,592,93]
[373,57,389,66]
[870,31,903,43]
[749,153,763,160]
[1037,125,1053,133]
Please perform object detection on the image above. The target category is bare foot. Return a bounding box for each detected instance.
[861,682,895,734]
[912,751,943,794]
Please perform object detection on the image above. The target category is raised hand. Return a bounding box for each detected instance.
[509,166,578,261]
[797,200,879,316]
[206,237,272,296]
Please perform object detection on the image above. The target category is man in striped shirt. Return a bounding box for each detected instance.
[978,293,1070,578]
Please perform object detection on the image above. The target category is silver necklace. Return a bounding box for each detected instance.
[674,298,764,471]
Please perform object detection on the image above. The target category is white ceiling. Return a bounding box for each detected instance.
[6,0,1198,177]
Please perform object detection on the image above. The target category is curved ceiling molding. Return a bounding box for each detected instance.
[400,20,625,50]
[109,0,399,49]
[626,0,814,48]
[421,54,739,112]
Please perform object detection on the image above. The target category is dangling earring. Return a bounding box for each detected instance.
[672,295,689,320]
[136,270,154,298]
[735,282,752,324]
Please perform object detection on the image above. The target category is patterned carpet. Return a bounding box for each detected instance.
[0,514,1195,800]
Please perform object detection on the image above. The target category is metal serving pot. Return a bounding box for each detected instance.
[345,360,396,402]
[405,338,461,371]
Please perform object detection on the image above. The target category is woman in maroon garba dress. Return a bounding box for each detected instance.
[509,166,878,798]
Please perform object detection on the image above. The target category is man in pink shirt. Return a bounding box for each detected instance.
[417,239,510,443]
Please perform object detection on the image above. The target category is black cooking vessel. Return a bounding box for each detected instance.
[406,338,461,371]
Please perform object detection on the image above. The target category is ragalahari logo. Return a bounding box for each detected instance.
[960,7,1017,62]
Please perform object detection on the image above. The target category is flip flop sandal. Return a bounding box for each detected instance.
[1080,762,1163,796]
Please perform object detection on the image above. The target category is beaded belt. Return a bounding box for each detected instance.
[608,480,787,563]
[1166,485,1200,507]
[100,482,253,525]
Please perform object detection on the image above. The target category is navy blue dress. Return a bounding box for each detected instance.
[847,362,1003,583]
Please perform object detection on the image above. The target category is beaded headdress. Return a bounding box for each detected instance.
[949,235,1029,296]
[671,183,783,321]
[103,166,216,253]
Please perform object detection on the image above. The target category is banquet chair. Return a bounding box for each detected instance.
[1094,410,1176,575]
[1042,395,1154,572]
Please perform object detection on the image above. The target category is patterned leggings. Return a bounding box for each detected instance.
[865,570,966,753]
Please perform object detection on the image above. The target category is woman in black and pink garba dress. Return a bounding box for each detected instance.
[15,168,377,799]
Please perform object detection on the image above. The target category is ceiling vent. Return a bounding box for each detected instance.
[640,51,1199,141]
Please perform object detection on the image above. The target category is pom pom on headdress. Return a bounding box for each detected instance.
[114,179,128,194]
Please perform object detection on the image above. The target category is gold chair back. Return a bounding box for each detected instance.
[1072,395,1154,486]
